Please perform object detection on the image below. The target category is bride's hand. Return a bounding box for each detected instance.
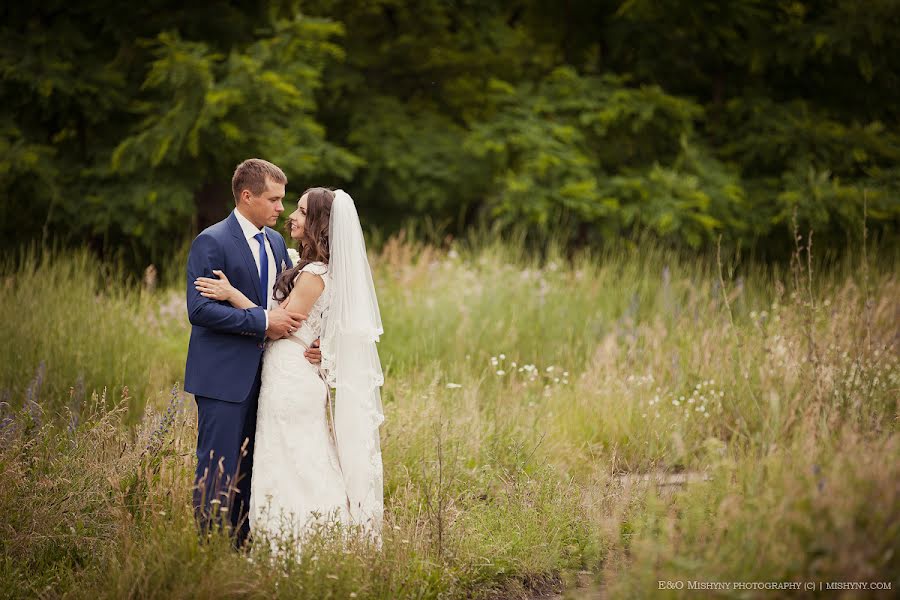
[195,270,236,301]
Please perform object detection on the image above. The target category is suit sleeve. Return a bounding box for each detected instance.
[186,233,267,338]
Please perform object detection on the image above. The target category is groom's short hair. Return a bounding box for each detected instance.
[232,159,288,202]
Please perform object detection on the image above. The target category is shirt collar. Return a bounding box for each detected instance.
[234,209,265,242]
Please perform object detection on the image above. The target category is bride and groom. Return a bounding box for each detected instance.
[184,158,384,550]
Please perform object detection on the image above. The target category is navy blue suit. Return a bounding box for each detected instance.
[184,210,292,545]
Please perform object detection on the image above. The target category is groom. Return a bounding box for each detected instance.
[184,158,317,547]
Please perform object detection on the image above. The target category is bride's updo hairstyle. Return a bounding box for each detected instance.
[273,187,334,302]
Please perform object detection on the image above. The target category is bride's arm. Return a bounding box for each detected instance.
[194,270,255,309]
[282,272,325,316]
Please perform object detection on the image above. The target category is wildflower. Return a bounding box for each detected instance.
[672,400,680,406]
[25,362,46,427]
[496,370,506,376]
[146,385,184,456]
[546,366,555,373]
[499,354,506,360]
[446,383,462,389]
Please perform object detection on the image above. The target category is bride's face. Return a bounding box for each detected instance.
[287,193,308,242]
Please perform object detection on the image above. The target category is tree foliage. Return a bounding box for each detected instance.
[2,0,898,263]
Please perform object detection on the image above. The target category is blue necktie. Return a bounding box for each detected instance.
[254,232,268,307]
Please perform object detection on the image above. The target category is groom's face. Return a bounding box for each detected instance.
[243,177,285,229]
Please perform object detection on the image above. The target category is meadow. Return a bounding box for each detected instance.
[0,231,897,599]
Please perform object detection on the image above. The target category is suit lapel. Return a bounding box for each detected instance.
[227,212,263,305]
[265,227,285,274]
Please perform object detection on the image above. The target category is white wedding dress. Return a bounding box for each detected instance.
[249,261,352,545]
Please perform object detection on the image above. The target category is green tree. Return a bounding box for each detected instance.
[1,1,357,267]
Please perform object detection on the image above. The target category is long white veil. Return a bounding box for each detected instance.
[320,189,385,538]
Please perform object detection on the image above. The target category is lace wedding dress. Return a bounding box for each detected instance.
[249,261,351,545]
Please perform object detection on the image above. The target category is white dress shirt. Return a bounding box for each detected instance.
[234,209,277,329]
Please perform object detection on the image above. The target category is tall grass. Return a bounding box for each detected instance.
[0,248,187,419]
[0,233,896,598]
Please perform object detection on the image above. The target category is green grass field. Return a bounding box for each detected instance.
[1,235,897,598]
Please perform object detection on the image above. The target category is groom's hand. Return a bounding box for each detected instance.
[266,306,306,340]
[305,339,322,365]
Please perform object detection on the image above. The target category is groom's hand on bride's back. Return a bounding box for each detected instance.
[266,306,307,340]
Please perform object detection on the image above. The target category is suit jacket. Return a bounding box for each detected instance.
[184,211,293,402]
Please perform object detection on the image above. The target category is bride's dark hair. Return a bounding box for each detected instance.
[273,187,334,302]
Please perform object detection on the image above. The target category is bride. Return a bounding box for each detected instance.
[194,187,385,548]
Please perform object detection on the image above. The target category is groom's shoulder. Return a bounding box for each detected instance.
[197,215,233,241]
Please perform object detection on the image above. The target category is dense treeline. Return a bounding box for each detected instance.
[2,0,898,266]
